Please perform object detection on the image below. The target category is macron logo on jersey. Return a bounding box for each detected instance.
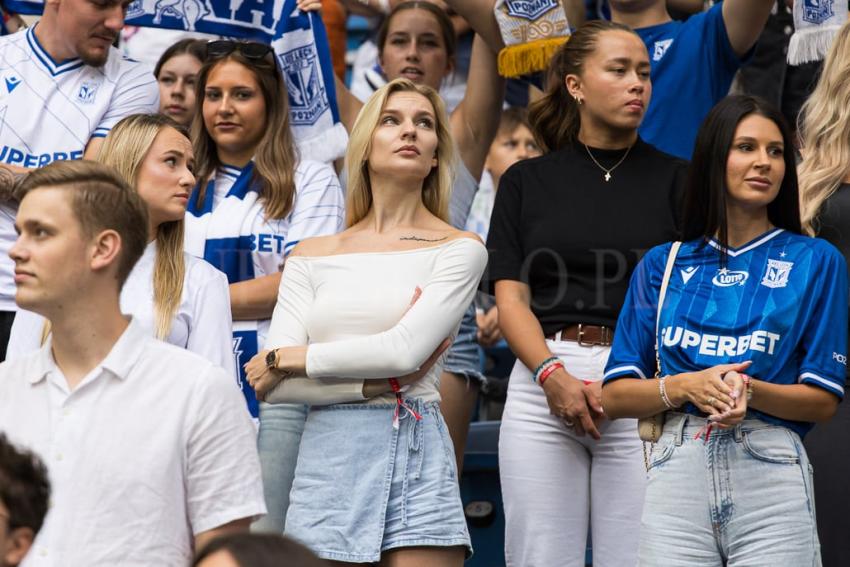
[4,75,20,94]
[681,266,699,284]
[663,326,781,357]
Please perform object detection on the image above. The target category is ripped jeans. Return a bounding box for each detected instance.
[641,412,820,567]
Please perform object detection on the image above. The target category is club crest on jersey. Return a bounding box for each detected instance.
[77,80,102,104]
[712,268,748,287]
[653,39,673,61]
[505,0,559,20]
[280,46,329,126]
[803,0,835,25]
[761,259,794,289]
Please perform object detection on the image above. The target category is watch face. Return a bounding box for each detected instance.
[266,350,276,369]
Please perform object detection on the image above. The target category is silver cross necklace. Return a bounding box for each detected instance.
[584,142,633,182]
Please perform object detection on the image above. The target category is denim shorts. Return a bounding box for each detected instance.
[444,304,485,385]
[641,412,820,566]
[284,400,472,563]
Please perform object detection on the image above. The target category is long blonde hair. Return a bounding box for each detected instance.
[798,22,850,235]
[192,51,298,220]
[96,114,188,340]
[345,78,454,227]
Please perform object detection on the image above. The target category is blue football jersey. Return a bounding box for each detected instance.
[604,229,849,436]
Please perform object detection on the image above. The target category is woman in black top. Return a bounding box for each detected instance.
[485,21,686,567]
[797,23,850,567]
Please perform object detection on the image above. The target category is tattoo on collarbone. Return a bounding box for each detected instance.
[399,235,449,243]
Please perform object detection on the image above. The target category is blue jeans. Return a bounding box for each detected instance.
[253,402,309,533]
[641,412,820,566]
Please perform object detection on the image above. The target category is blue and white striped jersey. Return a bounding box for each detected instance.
[184,159,345,416]
[0,26,158,311]
[604,229,849,435]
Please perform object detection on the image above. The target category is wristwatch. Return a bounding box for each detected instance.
[265,349,279,371]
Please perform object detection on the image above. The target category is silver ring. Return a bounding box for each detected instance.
[563,419,575,428]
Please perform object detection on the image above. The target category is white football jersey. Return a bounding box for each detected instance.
[0,26,159,311]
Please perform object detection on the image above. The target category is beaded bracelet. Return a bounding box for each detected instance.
[532,356,560,383]
[659,375,677,409]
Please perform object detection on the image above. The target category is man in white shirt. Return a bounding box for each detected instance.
[0,0,159,357]
[0,160,266,567]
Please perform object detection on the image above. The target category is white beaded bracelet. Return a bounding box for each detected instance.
[659,375,677,409]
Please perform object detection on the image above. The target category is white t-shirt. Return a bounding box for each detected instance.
[6,242,235,379]
[0,318,266,567]
[0,26,159,310]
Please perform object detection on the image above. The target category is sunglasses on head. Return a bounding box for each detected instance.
[206,40,274,62]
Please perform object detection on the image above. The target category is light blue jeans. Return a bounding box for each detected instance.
[641,412,821,566]
[253,402,309,533]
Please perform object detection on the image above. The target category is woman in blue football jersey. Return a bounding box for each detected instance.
[602,95,848,566]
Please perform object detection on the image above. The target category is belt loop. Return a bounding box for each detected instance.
[674,414,687,446]
[734,423,744,443]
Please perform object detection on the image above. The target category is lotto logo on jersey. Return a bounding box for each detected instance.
[662,326,781,357]
[77,80,102,105]
[712,268,748,287]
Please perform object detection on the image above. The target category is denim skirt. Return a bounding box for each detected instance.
[284,399,472,563]
[444,304,485,385]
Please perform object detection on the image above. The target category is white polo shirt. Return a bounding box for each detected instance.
[0,26,159,311]
[0,318,266,567]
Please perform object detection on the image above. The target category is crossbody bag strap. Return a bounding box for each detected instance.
[655,241,682,377]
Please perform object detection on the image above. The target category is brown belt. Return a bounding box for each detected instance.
[546,324,614,347]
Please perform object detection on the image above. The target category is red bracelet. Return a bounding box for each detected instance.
[389,378,401,393]
[538,362,564,386]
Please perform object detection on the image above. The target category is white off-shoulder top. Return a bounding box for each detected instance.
[264,237,488,405]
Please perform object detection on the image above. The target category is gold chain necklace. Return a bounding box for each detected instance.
[583,142,633,182]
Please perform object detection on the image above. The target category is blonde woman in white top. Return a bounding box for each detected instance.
[7,114,235,377]
[244,79,487,566]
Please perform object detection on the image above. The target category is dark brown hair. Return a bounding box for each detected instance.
[377,1,457,64]
[0,434,50,535]
[15,160,149,286]
[529,20,637,152]
[192,46,298,220]
[683,95,802,265]
[154,38,206,78]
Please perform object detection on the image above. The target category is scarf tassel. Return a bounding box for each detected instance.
[497,36,569,78]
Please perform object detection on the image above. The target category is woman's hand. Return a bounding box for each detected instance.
[476,306,503,347]
[295,0,322,12]
[666,361,751,416]
[710,371,748,429]
[542,368,605,439]
[362,338,452,398]
[245,350,287,399]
